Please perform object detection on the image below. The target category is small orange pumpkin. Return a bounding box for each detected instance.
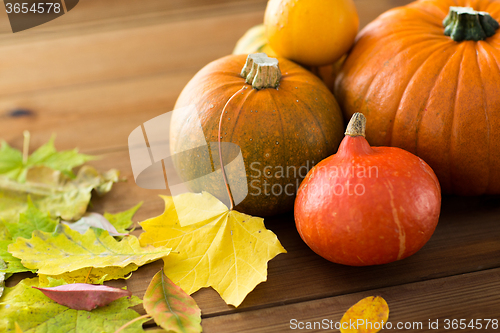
[295,113,441,266]
[335,0,500,195]
[171,54,344,216]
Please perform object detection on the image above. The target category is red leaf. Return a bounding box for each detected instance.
[32,283,132,311]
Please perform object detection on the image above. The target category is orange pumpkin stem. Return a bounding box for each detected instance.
[241,53,281,89]
[345,113,366,137]
[443,6,499,42]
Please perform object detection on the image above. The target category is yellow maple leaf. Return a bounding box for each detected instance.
[15,322,23,333]
[340,296,390,333]
[8,225,171,276]
[139,191,286,307]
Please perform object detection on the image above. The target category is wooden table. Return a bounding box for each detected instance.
[2,0,500,332]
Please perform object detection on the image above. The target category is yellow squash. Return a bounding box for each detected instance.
[264,0,359,66]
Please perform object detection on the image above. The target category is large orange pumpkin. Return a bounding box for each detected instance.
[335,0,500,195]
[171,54,344,216]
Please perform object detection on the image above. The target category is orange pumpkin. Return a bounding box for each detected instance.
[335,0,500,195]
[171,54,344,216]
[295,113,441,266]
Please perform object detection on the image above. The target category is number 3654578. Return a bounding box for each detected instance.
[5,2,62,14]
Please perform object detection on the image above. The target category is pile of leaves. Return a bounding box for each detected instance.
[0,135,390,333]
[0,136,287,332]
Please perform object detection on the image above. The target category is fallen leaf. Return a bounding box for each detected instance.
[0,219,11,241]
[39,264,138,285]
[0,165,119,223]
[0,201,58,274]
[14,323,23,333]
[63,212,128,236]
[0,222,27,273]
[0,141,26,181]
[0,258,6,298]
[0,137,95,183]
[5,198,59,239]
[340,296,390,333]
[171,191,227,227]
[139,191,286,307]
[0,278,147,333]
[33,283,132,311]
[144,270,201,333]
[8,224,171,275]
[104,202,142,234]
[0,240,34,274]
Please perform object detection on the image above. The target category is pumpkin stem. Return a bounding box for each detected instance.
[345,113,366,137]
[241,53,281,89]
[443,6,499,42]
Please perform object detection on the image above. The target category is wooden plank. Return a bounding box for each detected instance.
[0,0,412,40]
[0,0,268,42]
[0,71,189,153]
[0,9,263,97]
[0,0,415,152]
[201,268,500,332]
[1,0,494,331]
[356,0,414,28]
[0,0,416,98]
[125,198,500,316]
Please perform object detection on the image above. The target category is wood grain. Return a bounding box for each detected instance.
[0,72,187,153]
[201,268,500,332]
[0,10,263,98]
[0,0,415,151]
[115,192,500,317]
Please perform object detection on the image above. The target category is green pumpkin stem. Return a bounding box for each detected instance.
[241,53,281,90]
[443,6,499,42]
[345,113,366,137]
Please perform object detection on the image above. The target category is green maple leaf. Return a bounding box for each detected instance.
[0,201,58,274]
[0,278,147,333]
[9,224,171,276]
[0,137,95,183]
[0,136,114,224]
[0,219,28,274]
[104,202,142,234]
[0,240,33,274]
[0,165,119,223]
[0,219,11,241]
[4,198,59,240]
[0,258,6,298]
